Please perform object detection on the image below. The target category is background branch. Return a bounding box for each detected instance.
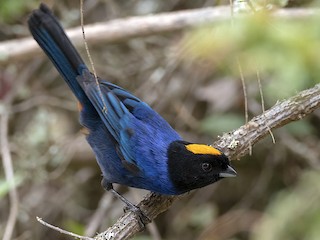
[95,83,320,239]
[2,2,320,239]
[0,6,318,65]
[0,112,19,240]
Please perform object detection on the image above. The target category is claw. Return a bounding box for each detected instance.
[124,204,151,230]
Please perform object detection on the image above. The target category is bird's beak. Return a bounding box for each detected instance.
[219,165,237,178]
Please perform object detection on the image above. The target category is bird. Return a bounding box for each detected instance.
[28,3,236,222]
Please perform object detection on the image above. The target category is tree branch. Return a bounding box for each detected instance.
[216,84,320,159]
[94,83,320,239]
[1,112,19,240]
[0,6,318,64]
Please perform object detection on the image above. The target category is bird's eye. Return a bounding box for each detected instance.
[201,162,212,172]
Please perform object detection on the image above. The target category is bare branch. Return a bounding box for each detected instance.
[0,6,318,64]
[95,83,320,239]
[215,84,320,159]
[37,217,94,240]
[1,112,19,240]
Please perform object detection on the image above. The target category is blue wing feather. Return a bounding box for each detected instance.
[77,68,181,176]
[77,69,142,167]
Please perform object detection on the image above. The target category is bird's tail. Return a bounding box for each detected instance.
[28,3,89,105]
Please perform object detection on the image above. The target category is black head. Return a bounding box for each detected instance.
[167,140,236,194]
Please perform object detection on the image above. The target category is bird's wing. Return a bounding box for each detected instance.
[76,69,149,173]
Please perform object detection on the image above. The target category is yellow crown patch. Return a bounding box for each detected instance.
[186,144,222,155]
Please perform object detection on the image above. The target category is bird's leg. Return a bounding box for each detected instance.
[101,178,150,229]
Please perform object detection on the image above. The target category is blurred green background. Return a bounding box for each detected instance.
[1,0,320,239]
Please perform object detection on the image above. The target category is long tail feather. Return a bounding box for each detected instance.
[28,3,89,105]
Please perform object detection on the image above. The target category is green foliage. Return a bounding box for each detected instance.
[0,176,23,198]
[251,171,320,240]
[63,220,85,235]
[182,13,320,101]
[0,0,37,23]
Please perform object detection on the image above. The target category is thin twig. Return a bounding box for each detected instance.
[256,69,276,144]
[237,59,248,124]
[230,1,248,124]
[37,217,94,240]
[256,70,265,113]
[79,0,107,113]
[231,1,251,154]
[236,58,252,155]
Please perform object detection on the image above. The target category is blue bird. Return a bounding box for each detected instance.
[28,3,236,221]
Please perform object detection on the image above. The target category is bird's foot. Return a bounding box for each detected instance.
[123,202,151,230]
[101,179,150,230]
